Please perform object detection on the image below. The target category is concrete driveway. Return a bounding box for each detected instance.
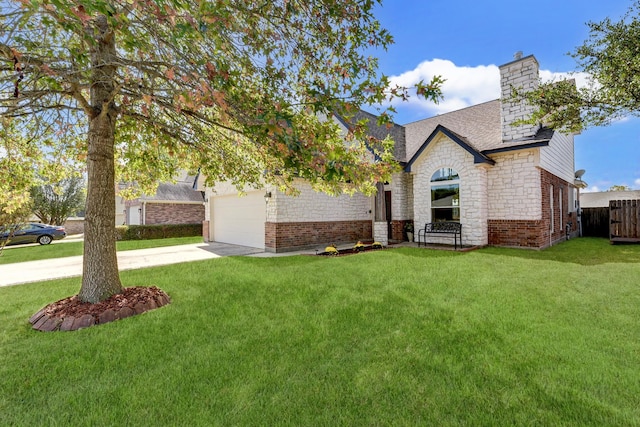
[0,242,271,287]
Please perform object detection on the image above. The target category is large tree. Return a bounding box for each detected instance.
[516,2,640,133]
[31,176,86,225]
[0,1,442,303]
[0,116,38,253]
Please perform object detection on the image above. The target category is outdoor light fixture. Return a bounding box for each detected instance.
[264,191,272,203]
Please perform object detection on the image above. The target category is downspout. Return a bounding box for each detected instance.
[141,201,146,225]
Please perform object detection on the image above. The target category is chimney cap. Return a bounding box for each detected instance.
[514,51,523,60]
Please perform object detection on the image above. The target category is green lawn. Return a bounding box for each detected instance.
[0,236,204,265]
[1,238,639,425]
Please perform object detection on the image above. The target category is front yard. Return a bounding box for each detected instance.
[1,238,639,425]
[0,236,204,265]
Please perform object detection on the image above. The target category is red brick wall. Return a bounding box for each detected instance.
[391,220,411,241]
[488,169,575,248]
[265,220,372,252]
[541,169,576,246]
[202,220,210,241]
[488,219,546,248]
[145,203,204,225]
[62,219,85,235]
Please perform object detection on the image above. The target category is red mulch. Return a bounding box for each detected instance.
[29,286,171,332]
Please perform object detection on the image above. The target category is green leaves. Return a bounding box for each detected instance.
[1,0,443,202]
[519,2,640,132]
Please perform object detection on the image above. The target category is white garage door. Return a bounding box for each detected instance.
[129,206,141,225]
[212,192,266,248]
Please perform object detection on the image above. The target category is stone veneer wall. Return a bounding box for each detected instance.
[412,133,489,247]
[388,172,413,241]
[488,168,575,248]
[500,55,539,141]
[145,203,205,225]
[269,180,371,222]
[263,179,373,251]
[487,149,541,220]
[265,220,372,252]
[389,172,411,220]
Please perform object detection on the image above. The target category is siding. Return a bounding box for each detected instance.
[539,132,575,184]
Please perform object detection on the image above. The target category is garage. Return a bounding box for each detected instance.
[212,191,266,248]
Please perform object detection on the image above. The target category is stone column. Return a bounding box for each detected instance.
[373,221,388,246]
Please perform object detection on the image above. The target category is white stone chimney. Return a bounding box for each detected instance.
[500,53,540,141]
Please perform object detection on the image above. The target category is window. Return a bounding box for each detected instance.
[559,187,563,231]
[550,185,554,233]
[430,168,460,222]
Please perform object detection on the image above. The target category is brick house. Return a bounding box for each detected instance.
[122,174,205,226]
[199,54,581,251]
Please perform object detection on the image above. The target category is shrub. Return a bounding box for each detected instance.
[353,241,366,251]
[115,224,202,241]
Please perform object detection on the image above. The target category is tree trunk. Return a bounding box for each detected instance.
[78,16,123,303]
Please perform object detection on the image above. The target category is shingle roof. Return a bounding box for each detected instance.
[405,124,495,171]
[401,99,554,162]
[335,110,406,160]
[403,100,502,162]
[141,176,204,203]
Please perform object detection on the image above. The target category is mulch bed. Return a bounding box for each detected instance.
[29,286,171,332]
[317,244,385,256]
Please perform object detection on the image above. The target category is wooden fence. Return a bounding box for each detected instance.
[581,207,609,238]
[610,199,640,243]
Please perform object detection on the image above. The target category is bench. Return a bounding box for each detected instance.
[417,222,462,250]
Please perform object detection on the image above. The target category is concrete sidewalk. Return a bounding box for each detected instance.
[0,242,274,287]
[0,241,415,287]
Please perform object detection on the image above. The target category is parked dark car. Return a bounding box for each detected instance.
[0,223,66,246]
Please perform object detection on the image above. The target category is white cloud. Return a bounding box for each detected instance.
[582,185,601,193]
[386,59,593,118]
[539,70,593,90]
[635,178,640,189]
[388,59,500,116]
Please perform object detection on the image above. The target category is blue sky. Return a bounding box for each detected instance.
[370,0,640,191]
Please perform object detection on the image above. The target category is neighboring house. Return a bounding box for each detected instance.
[115,192,126,225]
[580,190,640,208]
[121,173,205,226]
[199,54,582,252]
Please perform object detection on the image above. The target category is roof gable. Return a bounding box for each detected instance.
[141,178,204,203]
[405,124,495,172]
[404,100,502,161]
[333,110,406,160]
[402,100,556,161]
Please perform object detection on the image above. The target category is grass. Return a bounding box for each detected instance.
[0,236,204,265]
[1,237,639,425]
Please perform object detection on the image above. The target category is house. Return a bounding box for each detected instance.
[199,54,581,251]
[580,190,640,208]
[121,172,205,226]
